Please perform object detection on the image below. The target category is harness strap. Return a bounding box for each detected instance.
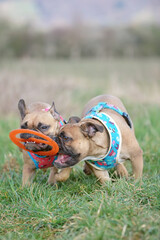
[59,115,66,127]
[87,102,132,128]
[28,152,39,169]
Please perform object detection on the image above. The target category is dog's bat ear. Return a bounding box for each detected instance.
[49,102,60,120]
[68,116,81,124]
[80,122,104,138]
[18,99,27,120]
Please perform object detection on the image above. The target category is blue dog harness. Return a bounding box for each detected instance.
[82,102,132,170]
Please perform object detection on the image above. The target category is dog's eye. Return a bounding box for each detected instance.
[37,122,50,131]
[60,132,72,142]
[63,136,73,143]
[63,136,72,142]
[40,125,50,131]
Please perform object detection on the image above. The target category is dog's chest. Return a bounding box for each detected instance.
[27,152,57,169]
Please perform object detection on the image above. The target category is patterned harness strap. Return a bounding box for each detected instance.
[86,102,132,129]
[82,102,132,170]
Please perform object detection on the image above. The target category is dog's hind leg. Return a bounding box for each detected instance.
[130,147,143,179]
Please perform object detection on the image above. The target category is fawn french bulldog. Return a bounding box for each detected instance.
[54,95,143,184]
[18,99,71,186]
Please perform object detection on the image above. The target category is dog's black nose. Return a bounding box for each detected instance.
[51,136,59,143]
[20,133,33,139]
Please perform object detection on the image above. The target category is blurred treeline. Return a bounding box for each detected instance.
[0,20,160,58]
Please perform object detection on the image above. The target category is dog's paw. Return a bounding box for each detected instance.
[116,163,128,178]
[47,178,57,185]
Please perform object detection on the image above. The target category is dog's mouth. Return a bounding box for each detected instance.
[24,141,51,152]
[20,132,52,152]
[54,153,80,168]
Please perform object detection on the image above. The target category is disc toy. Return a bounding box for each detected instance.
[9,129,59,156]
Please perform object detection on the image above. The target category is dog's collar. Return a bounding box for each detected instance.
[82,102,131,170]
[59,115,66,127]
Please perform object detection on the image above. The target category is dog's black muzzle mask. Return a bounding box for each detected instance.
[20,131,56,152]
[53,136,80,168]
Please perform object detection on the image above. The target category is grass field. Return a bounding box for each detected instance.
[0,58,160,239]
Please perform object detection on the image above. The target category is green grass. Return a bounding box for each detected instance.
[0,104,160,240]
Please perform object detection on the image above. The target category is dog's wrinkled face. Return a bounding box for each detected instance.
[18,99,60,152]
[54,120,107,168]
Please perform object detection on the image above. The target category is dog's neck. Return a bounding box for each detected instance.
[86,118,110,159]
[81,102,123,170]
[82,112,122,162]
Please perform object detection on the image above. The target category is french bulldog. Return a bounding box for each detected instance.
[54,95,143,184]
[18,99,71,186]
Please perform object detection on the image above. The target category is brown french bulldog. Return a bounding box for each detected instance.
[18,99,71,186]
[54,95,143,184]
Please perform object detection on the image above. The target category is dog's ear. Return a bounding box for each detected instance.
[68,116,81,124]
[80,122,104,138]
[49,102,60,120]
[18,99,27,120]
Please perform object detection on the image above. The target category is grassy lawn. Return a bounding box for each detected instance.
[0,58,160,239]
[0,105,160,240]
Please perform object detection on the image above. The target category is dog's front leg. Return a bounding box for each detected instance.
[22,164,36,186]
[90,165,111,184]
[48,166,58,185]
[55,168,72,182]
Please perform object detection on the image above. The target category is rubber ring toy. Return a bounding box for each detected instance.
[9,129,59,156]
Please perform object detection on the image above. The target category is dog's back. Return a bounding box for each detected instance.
[82,95,127,117]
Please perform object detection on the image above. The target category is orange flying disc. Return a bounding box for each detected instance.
[9,129,59,156]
